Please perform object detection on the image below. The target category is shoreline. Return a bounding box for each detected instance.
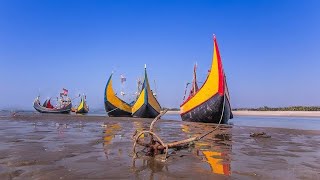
[2,112,320,132]
[166,110,320,118]
[2,110,320,119]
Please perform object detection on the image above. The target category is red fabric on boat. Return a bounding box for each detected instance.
[46,99,54,109]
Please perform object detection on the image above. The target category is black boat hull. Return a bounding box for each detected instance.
[181,94,233,124]
[104,101,132,117]
[76,107,89,114]
[132,103,160,118]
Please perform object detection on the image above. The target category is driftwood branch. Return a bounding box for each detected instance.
[132,109,219,161]
[150,109,168,132]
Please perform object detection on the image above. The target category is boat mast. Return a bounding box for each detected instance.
[136,77,142,99]
[182,82,190,101]
[190,63,199,96]
[120,74,126,98]
[153,79,158,98]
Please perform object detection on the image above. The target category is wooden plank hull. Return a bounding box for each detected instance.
[33,100,72,114]
[181,94,232,124]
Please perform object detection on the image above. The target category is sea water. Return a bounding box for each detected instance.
[2,110,320,130]
[161,114,320,131]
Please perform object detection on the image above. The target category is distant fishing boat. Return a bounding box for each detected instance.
[104,73,133,117]
[75,95,89,114]
[180,35,233,124]
[132,65,161,118]
[33,88,72,113]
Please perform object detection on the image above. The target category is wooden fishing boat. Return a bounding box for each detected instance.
[104,74,133,117]
[132,66,161,118]
[180,35,233,124]
[33,96,72,113]
[75,95,89,114]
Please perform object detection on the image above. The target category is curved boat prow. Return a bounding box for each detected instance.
[180,36,233,124]
[76,95,89,114]
[104,73,133,117]
[132,66,161,118]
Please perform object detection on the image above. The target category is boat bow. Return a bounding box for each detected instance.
[180,36,232,123]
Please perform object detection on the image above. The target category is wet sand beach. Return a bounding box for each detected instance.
[0,113,319,179]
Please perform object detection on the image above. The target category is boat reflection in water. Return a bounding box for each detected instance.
[103,123,123,158]
[132,156,168,179]
[133,121,145,139]
[200,135,231,176]
[181,124,231,176]
[131,121,169,179]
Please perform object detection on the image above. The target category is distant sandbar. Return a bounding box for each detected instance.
[165,110,320,118]
[234,111,320,118]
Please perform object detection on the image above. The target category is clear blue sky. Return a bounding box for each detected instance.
[0,0,319,110]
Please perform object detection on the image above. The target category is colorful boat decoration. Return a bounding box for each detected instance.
[104,73,133,117]
[75,95,89,114]
[33,89,72,113]
[132,65,161,118]
[42,98,54,109]
[180,35,233,124]
[33,97,72,114]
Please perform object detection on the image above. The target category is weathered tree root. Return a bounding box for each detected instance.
[132,109,219,161]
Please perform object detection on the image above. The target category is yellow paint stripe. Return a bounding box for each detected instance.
[180,41,220,114]
[147,82,161,113]
[132,69,161,115]
[132,89,145,114]
[106,78,132,113]
[77,98,84,111]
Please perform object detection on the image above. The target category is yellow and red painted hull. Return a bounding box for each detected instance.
[180,36,233,123]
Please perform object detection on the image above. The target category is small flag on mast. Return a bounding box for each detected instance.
[60,88,68,96]
[120,74,126,83]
